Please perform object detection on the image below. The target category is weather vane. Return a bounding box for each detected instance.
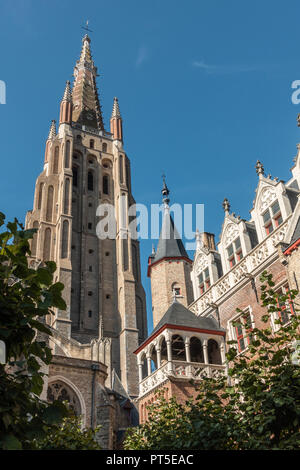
[82,20,93,34]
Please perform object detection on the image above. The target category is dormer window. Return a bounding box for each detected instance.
[198,267,210,295]
[262,199,283,235]
[227,237,243,268]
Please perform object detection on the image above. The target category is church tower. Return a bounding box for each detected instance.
[147,178,194,327]
[25,33,147,398]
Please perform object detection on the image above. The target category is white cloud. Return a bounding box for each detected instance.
[192,60,260,74]
[135,46,148,68]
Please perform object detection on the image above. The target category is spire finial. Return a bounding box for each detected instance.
[62,80,72,102]
[111,97,121,119]
[222,198,230,215]
[48,120,56,140]
[162,173,170,206]
[256,160,264,177]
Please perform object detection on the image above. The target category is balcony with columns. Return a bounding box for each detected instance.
[136,326,226,398]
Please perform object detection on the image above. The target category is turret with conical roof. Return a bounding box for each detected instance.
[110,97,123,142]
[148,177,194,327]
[59,81,72,125]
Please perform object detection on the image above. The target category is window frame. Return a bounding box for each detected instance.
[271,283,295,331]
[262,199,283,236]
[229,308,254,354]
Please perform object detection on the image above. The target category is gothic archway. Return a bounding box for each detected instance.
[47,379,82,417]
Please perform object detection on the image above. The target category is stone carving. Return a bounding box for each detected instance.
[195,253,208,273]
[259,186,276,212]
[224,223,239,246]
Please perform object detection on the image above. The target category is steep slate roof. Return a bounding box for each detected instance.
[153,207,190,263]
[288,216,300,247]
[151,300,225,337]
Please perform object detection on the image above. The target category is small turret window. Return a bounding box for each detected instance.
[87,171,94,191]
[72,167,78,187]
[262,199,283,235]
[102,143,107,152]
[103,175,109,195]
[90,139,94,149]
[227,237,243,268]
[198,267,210,295]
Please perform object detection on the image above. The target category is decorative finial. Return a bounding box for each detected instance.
[162,173,170,205]
[48,120,56,140]
[62,80,72,102]
[256,160,264,177]
[111,97,121,119]
[172,289,178,303]
[152,244,155,255]
[222,198,230,215]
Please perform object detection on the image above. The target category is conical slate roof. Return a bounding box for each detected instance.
[153,205,189,263]
[152,300,225,336]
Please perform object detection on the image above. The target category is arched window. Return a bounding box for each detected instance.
[53,147,59,174]
[208,339,222,365]
[61,220,69,259]
[65,140,70,168]
[37,182,44,210]
[76,135,82,143]
[171,335,186,362]
[43,227,51,260]
[31,221,39,257]
[47,381,81,416]
[119,155,124,184]
[190,337,204,363]
[87,171,94,191]
[102,142,107,152]
[46,186,54,222]
[90,139,94,149]
[103,175,109,195]
[64,179,70,214]
[150,346,157,371]
[72,166,78,187]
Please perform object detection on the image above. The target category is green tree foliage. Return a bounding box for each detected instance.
[32,416,101,450]
[0,213,100,450]
[124,271,300,450]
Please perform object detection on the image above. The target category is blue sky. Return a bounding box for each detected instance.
[1,0,300,332]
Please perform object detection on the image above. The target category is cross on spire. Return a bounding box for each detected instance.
[82,20,93,34]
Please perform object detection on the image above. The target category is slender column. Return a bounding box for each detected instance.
[138,362,143,382]
[147,355,151,376]
[185,337,191,363]
[220,342,226,364]
[166,339,173,372]
[203,340,209,364]
[157,348,161,368]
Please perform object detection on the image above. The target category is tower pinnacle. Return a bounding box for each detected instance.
[110,97,123,141]
[59,81,72,125]
[48,120,56,139]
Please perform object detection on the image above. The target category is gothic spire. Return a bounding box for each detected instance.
[62,80,72,102]
[48,120,56,139]
[59,81,72,125]
[110,97,123,141]
[111,97,121,119]
[72,34,105,131]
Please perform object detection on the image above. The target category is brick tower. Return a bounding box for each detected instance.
[135,181,226,423]
[25,33,147,398]
[147,178,194,327]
